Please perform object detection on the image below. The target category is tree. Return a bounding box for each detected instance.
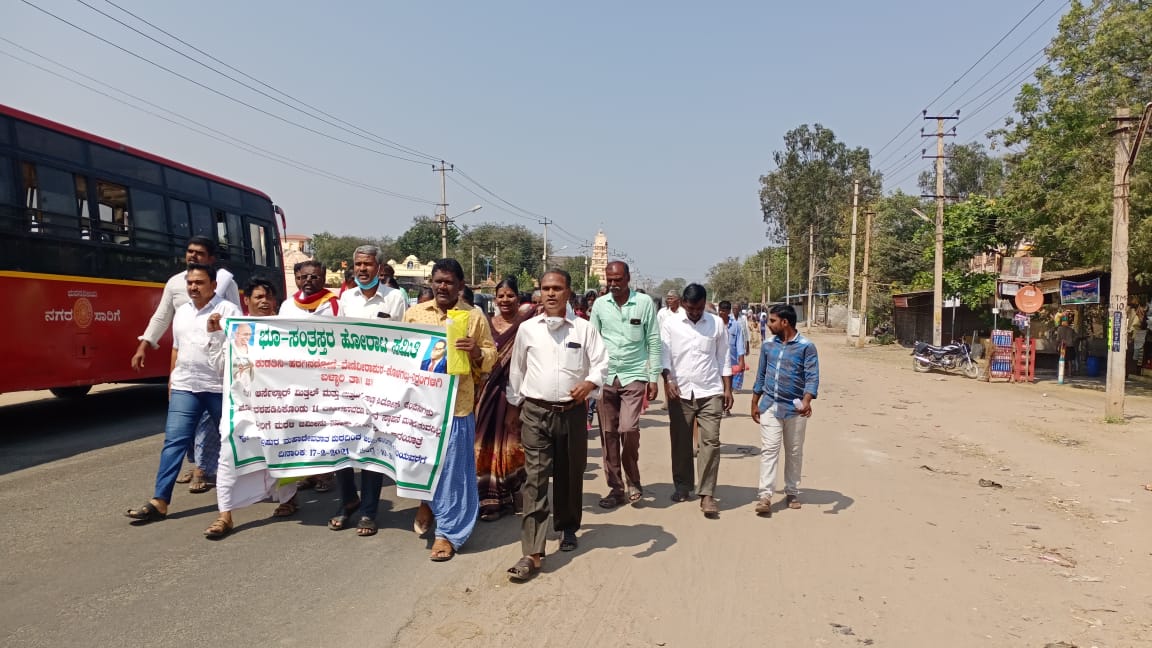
[396,216,457,263]
[655,277,688,299]
[310,232,397,272]
[759,124,879,296]
[869,191,933,291]
[910,196,1021,309]
[456,222,542,284]
[998,0,1152,280]
[917,142,1005,199]
[706,257,752,303]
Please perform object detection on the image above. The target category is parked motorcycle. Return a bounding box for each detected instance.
[911,340,979,379]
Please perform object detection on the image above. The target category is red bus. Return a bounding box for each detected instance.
[0,103,286,397]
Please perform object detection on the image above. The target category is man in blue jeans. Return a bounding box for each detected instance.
[125,264,242,523]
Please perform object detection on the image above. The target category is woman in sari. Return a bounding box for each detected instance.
[474,277,530,521]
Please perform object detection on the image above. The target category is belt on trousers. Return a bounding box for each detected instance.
[524,397,583,412]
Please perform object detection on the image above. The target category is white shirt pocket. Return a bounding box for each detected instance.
[562,343,586,374]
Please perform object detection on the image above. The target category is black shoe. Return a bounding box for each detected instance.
[559,531,578,552]
[670,490,691,503]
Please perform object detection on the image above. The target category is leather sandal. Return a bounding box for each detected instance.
[507,556,540,581]
[203,517,233,539]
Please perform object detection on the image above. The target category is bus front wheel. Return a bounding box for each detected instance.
[50,386,92,399]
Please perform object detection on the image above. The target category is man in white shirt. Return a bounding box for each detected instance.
[202,277,299,539]
[661,283,733,518]
[656,290,681,328]
[337,245,407,320]
[279,260,340,317]
[125,263,242,523]
[129,236,241,492]
[504,269,608,581]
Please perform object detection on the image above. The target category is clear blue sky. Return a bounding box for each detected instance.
[0,0,1063,284]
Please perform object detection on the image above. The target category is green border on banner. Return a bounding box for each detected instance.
[223,316,459,491]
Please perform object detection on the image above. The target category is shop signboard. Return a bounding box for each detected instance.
[1000,257,1044,283]
[1059,278,1101,305]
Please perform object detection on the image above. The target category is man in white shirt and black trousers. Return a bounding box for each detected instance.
[661,283,733,518]
[504,269,608,581]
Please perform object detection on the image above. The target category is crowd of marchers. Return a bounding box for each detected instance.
[123,237,820,582]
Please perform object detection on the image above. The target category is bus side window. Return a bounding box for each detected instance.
[23,162,82,238]
[96,180,130,244]
[169,198,190,244]
[130,188,168,252]
[0,156,14,233]
[190,203,213,238]
[215,210,243,260]
[247,220,268,266]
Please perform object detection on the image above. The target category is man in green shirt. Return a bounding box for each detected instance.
[590,261,661,508]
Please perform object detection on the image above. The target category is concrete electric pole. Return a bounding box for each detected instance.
[1104,104,1152,420]
[433,161,454,259]
[847,179,859,315]
[922,111,958,346]
[539,218,553,273]
[856,210,874,349]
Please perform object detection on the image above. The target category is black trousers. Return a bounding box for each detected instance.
[519,401,588,556]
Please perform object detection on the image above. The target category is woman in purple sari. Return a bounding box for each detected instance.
[475,277,531,521]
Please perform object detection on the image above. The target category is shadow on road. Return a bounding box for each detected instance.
[0,385,168,476]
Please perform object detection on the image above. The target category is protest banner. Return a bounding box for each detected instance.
[222,317,457,500]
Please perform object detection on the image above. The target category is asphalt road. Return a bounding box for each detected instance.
[0,386,517,647]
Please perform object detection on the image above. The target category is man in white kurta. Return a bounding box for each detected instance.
[202,278,297,539]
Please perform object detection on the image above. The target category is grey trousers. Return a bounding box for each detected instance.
[519,401,588,557]
[667,394,723,497]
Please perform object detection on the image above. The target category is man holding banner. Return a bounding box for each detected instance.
[403,258,496,561]
[203,277,298,539]
[504,269,608,581]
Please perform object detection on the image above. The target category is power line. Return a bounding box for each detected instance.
[88,0,442,164]
[941,1,1067,111]
[872,0,1052,166]
[925,0,1051,112]
[0,39,437,205]
[17,0,432,165]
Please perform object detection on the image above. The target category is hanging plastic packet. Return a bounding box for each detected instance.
[445,308,472,375]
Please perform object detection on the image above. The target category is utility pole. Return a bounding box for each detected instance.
[539,218,553,273]
[847,179,859,315]
[785,239,791,306]
[584,253,590,293]
[1105,107,1138,419]
[856,210,874,349]
[761,256,766,305]
[470,245,475,285]
[922,111,958,345]
[806,224,815,330]
[433,161,454,258]
[494,243,500,279]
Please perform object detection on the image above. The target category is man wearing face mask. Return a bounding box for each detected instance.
[337,245,407,320]
[504,269,608,581]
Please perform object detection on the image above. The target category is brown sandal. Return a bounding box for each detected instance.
[188,469,215,494]
[175,468,194,484]
[786,495,802,509]
[272,497,298,517]
[507,556,540,581]
[203,517,232,539]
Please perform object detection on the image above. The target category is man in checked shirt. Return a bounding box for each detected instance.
[750,303,819,517]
